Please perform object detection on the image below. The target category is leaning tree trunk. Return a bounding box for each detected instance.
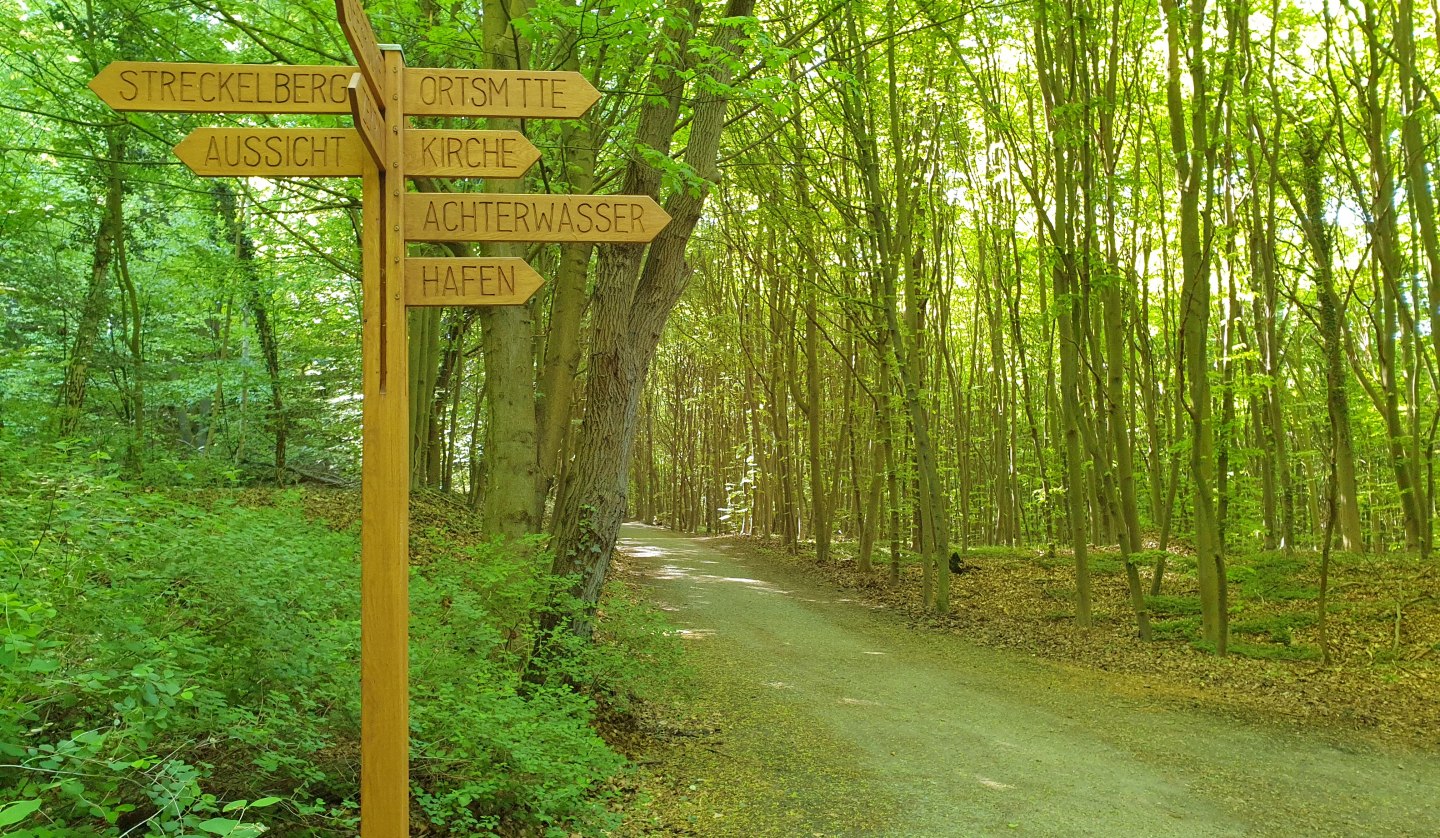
[530,0,756,655]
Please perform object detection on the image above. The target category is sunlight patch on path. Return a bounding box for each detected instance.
[668,628,716,640]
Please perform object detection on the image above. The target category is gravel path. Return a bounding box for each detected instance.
[621,524,1440,838]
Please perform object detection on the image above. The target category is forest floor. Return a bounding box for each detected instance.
[613,525,1440,837]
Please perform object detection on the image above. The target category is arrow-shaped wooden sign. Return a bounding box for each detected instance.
[405,258,545,306]
[349,72,387,167]
[405,194,670,243]
[92,62,598,119]
[89,62,356,113]
[173,128,361,176]
[405,68,600,118]
[336,0,385,105]
[173,127,542,179]
[407,130,540,178]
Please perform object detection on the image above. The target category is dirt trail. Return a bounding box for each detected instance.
[621,524,1440,837]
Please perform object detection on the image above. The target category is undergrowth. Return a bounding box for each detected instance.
[0,439,681,835]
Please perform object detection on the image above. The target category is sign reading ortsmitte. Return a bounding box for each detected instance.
[88,3,671,835]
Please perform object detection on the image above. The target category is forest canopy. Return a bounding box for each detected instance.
[0,0,1437,830]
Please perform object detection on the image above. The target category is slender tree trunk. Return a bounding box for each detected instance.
[805,292,829,560]
[1295,130,1365,552]
[59,126,126,437]
[1161,0,1226,650]
[480,0,541,536]
[214,183,286,482]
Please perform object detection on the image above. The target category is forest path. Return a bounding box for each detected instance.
[620,524,1440,838]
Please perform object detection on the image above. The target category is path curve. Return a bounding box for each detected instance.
[621,524,1440,838]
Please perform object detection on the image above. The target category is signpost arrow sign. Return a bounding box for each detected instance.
[406,130,539,178]
[405,193,670,243]
[405,68,600,118]
[348,72,387,167]
[405,258,545,306]
[173,128,362,177]
[336,0,385,105]
[89,62,356,113]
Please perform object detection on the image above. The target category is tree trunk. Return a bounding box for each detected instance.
[59,126,126,437]
[480,0,541,536]
[532,0,756,651]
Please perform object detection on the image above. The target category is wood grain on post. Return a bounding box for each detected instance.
[336,0,385,105]
[349,73,387,168]
[88,62,356,113]
[357,45,410,838]
[404,193,671,243]
[404,258,545,306]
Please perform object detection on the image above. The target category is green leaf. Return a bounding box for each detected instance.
[251,797,282,808]
[222,799,248,812]
[197,818,242,834]
[0,800,43,828]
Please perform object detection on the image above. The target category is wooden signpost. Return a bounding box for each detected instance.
[89,3,670,835]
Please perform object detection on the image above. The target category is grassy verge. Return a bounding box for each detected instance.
[0,442,682,835]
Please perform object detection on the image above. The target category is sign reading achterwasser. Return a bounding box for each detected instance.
[405,194,670,243]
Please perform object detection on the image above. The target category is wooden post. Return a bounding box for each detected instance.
[359,43,409,838]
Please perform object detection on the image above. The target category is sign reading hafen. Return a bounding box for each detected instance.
[405,258,544,306]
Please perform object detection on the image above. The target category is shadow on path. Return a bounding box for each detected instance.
[622,524,1440,838]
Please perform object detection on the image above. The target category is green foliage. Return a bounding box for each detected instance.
[1151,617,1202,642]
[1231,613,1317,645]
[0,440,680,835]
[1229,553,1320,602]
[1146,595,1204,617]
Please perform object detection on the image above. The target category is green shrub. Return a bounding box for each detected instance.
[1229,552,1318,601]
[1231,613,1317,645]
[0,440,676,835]
[1146,595,1203,617]
[1151,616,1202,641]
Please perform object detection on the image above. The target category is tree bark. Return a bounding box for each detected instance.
[532,0,756,650]
[58,126,126,437]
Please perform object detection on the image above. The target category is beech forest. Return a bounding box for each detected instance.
[0,0,1437,833]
